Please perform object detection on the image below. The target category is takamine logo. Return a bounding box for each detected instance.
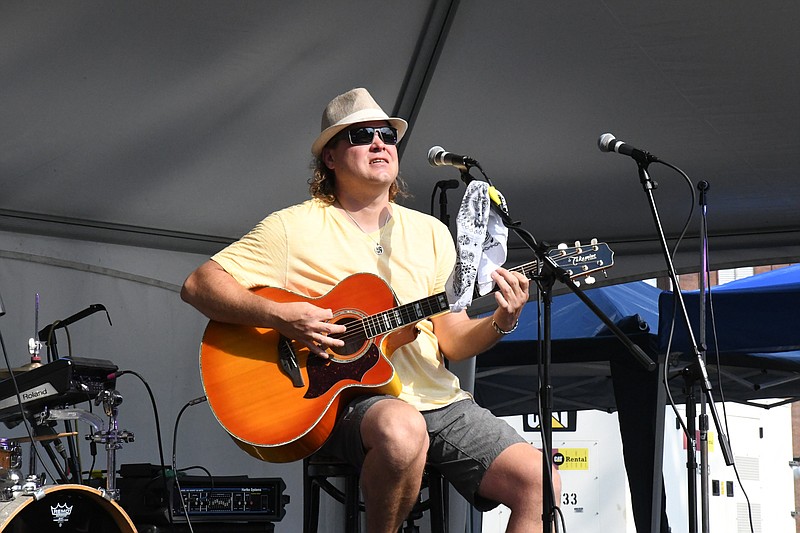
[568,253,597,265]
[51,502,74,526]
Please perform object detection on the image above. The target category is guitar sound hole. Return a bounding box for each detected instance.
[329,316,368,358]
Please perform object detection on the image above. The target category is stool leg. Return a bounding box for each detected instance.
[309,482,322,533]
[303,458,320,533]
[345,472,360,533]
[427,469,448,533]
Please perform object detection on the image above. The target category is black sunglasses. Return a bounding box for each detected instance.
[341,126,399,146]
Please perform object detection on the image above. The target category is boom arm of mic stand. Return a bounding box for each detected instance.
[546,256,656,371]
[635,162,733,466]
[37,304,112,360]
[38,304,112,341]
[496,200,655,371]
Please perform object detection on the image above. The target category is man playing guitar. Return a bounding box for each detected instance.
[181,87,560,532]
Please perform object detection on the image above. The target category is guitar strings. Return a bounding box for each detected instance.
[331,295,445,343]
[317,246,604,345]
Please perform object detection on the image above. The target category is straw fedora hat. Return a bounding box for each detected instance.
[311,88,408,156]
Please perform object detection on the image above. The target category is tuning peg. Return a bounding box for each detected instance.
[585,276,596,285]
[557,243,568,250]
[574,240,580,247]
[590,238,598,245]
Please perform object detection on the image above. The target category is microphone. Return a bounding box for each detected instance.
[428,146,479,170]
[597,133,660,164]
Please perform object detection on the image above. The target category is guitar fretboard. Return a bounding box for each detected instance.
[511,260,538,280]
[362,293,450,339]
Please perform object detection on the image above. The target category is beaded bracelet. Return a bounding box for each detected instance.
[491,318,519,335]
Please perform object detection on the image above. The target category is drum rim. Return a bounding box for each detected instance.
[0,483,136,533]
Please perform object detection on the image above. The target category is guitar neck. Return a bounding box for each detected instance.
[362,292,450,339]
[359,241,612,340]
[509,260,539,280]
[360,260,537,339]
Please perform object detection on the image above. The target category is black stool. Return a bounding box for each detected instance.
[303,454,448,533]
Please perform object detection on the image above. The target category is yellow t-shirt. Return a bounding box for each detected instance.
[211,199,471,411]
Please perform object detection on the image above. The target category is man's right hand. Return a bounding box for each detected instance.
[273,301,346,358]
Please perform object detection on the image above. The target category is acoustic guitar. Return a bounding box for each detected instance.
[199,241,613,463]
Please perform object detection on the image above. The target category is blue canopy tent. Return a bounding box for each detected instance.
[474,264,800,533]
[659,264,800,404]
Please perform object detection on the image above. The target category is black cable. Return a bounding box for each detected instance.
[655,158,702,440]
[112,369,171,527]
[172,395,208,533]
[656,160,696,258]
[177,465,214,487]
[704,271,755,533]
[113,371,167,473]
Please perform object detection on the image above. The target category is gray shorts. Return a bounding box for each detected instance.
[320,395,526,511]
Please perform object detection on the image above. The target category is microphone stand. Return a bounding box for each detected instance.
[37,304,112,362]
[697,180,711,533]
[679,181,712,533]
[456,166,655,532]
[631,161,732,533]
[431,179,460,229]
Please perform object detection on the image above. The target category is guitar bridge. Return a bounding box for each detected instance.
[278,334,305,388]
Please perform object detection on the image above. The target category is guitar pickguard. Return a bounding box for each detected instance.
[304,344,380,399]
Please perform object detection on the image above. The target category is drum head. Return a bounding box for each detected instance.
[0,484,136,532]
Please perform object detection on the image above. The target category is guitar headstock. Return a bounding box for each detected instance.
[548,239,614,285]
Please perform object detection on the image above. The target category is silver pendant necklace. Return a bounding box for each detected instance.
[339,204,391,255]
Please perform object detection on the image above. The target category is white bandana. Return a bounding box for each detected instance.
[445,181,508,312]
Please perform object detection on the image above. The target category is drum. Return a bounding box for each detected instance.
[0,484,136,532]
